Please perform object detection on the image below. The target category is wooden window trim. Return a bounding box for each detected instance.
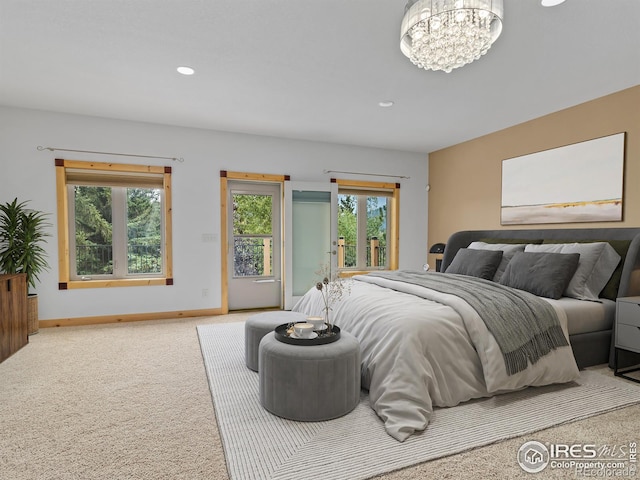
[56,159,173,289]
[336,179,400,271]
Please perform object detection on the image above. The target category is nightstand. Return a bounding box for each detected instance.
[614,296,640,383]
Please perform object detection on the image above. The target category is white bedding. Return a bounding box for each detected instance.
[554,297,615,335]
[293,274,580,442]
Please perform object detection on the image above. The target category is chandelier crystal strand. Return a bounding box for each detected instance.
[400,0,504,73]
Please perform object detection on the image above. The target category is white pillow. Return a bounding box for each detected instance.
[468,242,526,282]
[524,242,621,301]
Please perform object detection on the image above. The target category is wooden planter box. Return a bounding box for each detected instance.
[0,273,28,363]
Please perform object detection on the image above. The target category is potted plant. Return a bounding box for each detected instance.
[0,198,51,335]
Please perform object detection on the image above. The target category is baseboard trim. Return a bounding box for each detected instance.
[39,308,226,328]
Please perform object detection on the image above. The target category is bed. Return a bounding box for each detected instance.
[292,228,640,442]
[442,228,640,369]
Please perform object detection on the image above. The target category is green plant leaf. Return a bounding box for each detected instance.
[0,198,51,292]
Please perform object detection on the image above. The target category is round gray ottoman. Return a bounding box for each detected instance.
[259,331,361,422]
[245,311,307,371]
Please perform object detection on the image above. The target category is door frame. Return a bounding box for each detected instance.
[220,171,288,313]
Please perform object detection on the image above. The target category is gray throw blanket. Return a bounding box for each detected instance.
[366,271,569,375]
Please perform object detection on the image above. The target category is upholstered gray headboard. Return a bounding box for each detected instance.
[441,228,640,299]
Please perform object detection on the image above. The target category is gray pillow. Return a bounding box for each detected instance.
[499,251,580,299]
[467,242,526,282]
[445,248,503,280]
[525,242,621,301]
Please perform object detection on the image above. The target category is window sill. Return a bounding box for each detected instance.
[60,278,172,290]
[338,269,394,278]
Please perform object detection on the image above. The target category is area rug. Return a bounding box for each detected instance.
[197,322,640,480]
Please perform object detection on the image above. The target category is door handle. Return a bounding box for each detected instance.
[253,279,275,283]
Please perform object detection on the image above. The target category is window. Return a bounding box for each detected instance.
[232,191,274,277]
[336,180,399,272]
[56,160,173,289]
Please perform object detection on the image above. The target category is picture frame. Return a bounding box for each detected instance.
[501,133,625,225]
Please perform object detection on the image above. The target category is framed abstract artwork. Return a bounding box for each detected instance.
[501,132,625,225]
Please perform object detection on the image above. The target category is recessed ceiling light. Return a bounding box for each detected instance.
[177,66,195,75]
[541,0,566,6]
[378,101,394,108]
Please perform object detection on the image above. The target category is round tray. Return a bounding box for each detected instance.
[275,323,341,345]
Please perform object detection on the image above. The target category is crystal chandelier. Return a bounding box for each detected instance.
[400,0,504,73]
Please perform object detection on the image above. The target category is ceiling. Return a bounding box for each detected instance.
[1,0,639,154]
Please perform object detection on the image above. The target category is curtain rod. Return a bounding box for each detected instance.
[37,146,184,163]
[323,169,409,179]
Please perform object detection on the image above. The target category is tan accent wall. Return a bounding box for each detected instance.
[428,85,640,264]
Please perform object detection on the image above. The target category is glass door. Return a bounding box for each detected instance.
[227,181,282,310]
[284,181,337,310]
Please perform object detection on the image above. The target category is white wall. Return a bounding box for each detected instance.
[0,106,429,320]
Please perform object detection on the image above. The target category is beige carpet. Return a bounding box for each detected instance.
[0,313,639,480]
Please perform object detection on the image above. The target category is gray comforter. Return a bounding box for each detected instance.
[293,272,580,442]
[367,271,569,375]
